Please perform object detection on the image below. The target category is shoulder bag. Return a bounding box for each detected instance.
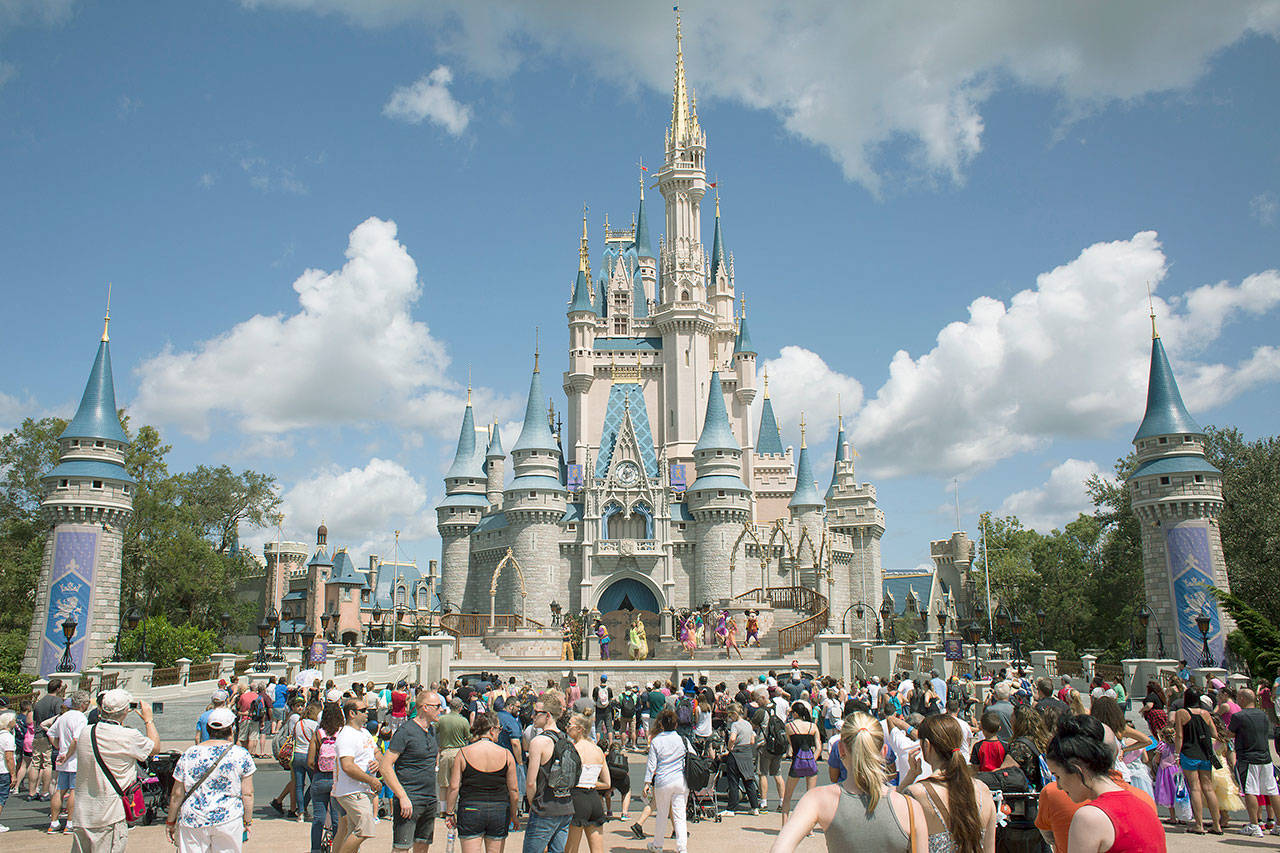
[177,745,235,815]
[90,724,147,826]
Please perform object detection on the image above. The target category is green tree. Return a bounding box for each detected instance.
[0,416,67,522]
[115,614,219,668]
[1204,426,1280,625]
[173,465,282,553]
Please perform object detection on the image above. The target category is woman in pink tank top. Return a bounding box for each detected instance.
[1044,715,1166,852]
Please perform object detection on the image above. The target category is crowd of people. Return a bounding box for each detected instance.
[3,663,1280,852]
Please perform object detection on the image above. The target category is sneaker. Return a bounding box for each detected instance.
[47,823,59,834]
[1239,824,1264,837]
[63,820,74,833]
[270,799,284,815]
[0,824,10,832]
[1271,825,1280,836]
[631,823,645,839]
[750,807,761,816]
[720,810,736,817]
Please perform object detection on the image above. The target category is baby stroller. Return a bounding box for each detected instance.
[685,738,722,823]
[978,767,1049,853]
[139,750,182,825]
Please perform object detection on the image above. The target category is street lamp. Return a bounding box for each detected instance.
[580,607,591,660]
[57,617,78,673]
[964,621,984,679]
[935,610,948,643]
[1131,603,1152,656]
[125,605,147,662]
[1195,609,1214,668]
[301,630,316,666]
[995,603,1010,632]
[879,595,895,644]
[972,596,986,638]
[370,605,383,647]
[320,611,331,642]
[1010,613,1024,664]
[114,606,142,661]
[394,605,406,644]
[254,618,271,672]
[275,607,290,660]
[841,601,869,636]
[219,610,232,649]
[1035,608,1046,649]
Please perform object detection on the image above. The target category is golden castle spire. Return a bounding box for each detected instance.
[1147,281,1159,339]
[579,204,590,275]
[800,412,807,448]
[669,6,700,152]
[763,368,770,399]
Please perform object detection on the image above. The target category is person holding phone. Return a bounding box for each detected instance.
[69,689,160,852]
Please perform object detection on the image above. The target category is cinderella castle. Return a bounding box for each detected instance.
[436,17,885,637]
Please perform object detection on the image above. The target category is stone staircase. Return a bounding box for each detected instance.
[650,606,809,661]
[454,636,512,665]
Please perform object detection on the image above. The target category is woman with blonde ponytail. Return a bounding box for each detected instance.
[903,714,996,853]
[771,713,925,853]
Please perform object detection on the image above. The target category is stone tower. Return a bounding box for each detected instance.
[1128,322,1233,665]
[687,368,751,604]
[24,313,134,675]
[485,420,506,509]
[789,418,826,593]
[503,357,567,620]
[437,391,487,612]
[826,414,886,639]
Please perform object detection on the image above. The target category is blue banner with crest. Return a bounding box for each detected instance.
[1165,521,1225,666]
[41,528,98,675]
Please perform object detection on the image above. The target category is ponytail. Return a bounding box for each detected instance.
[838,713,887,815]
[917,714,982,853]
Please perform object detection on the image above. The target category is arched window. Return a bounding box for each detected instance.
[396,585,406,607]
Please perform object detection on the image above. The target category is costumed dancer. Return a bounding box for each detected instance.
[745,609,760,647]
[680,613,696,657]
[714,610,729,647]
[561,618,576,661]
[596,620,611,661]
[725,614,743,660]
[691,610,703,650]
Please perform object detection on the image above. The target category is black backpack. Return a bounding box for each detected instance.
[250,695,267,721]
[620,692,637,716]
[763,713,788,755]
[681,735,712,791]
[543,731,582,800]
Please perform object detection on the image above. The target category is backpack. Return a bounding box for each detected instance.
[317,729,338,773]
[620,692,637,717]
[713,692,730,716]
[543,731,582,799]
[675,696,695,726]
[976,766,1037,827]
[763,713,788,755]
[595,686,612,709]
[250,695,267,722]
[681,735,712,791]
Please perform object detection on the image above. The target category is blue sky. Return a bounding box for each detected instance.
[2,1,1278,571]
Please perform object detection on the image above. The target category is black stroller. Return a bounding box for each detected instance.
[978,767,1050,853]
[139,750,182,825]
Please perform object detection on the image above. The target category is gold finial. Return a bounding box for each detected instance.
[102,283,112,342]
[467,365,472,405]
[534,327,540,373]
[710,339,719,370]
[739,293,746,318]
[579,205,590,275]
[763,368,770,399]
[637,157,646,199]
[800,412,807,448]
[837,393,843,430]
[714,181,720,218]
[1147,281,1159,339]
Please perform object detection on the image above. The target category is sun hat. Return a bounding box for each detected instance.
[207,707,236,729]
[100,689,132,714]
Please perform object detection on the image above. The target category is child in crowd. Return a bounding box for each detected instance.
[375,722,394,820]
[970,711,1006,772]
[1151,724,1183,823]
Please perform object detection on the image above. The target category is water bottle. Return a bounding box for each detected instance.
[445,827,456,853]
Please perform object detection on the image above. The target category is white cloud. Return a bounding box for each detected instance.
[758,346,864,448]
[239,154,306,194]
[383,65,472,135]
[197,172,216,189]
[1251,192,1278,226]
[134,216,520,443]
[998,458,1103,532]
[240,1,1280,191]
[261,458,434,557]
[0,61,15,89]
[850,233,1280,477]
[0,389,35,431]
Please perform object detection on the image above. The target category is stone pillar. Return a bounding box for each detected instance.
[418,635,456,687]
[1030,650,1057,679]
[1081,654,1098,684]
[871,644,901,681]
[211,653,239,681]
[815,634,852,684]
[176,658,192,686]
[1194,666,1227,688]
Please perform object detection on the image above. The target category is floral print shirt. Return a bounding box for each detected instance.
[174,741,256,827]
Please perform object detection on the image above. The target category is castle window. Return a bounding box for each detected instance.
[122,485,130,494]
[1183,436,1193,443]
[716,450,723,456]
[718,490,725,497]
[95,440,104,448]
[92,480,103,489]
[60,479,68,487]
[1194,474,1204,483]
[1159,476,1170,485]
[71,440,79,447]
[1158,437,1168,444]
[530,492,536,499]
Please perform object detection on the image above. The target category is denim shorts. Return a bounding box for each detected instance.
[391,799,437,847]
[1180,756,1213,773]
[57,770,76,790]
[457,799,509,840]
[0,774,10,806]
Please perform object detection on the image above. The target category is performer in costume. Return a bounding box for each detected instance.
[725,615,743,659]
[714,610,729,647]
[561,618,575,661]
[691,610,703,650]
[635,616,648,660]
[680,612,696,657]
[596,620,611,660]
[745,609,760,647]
[627,618,640,660]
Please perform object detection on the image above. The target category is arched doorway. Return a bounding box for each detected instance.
[596,577,661,659]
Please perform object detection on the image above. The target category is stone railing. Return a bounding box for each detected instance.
[335,658,348,676]
[1057,659,1084,678]
[1095,663,1123,684]
[402,647,418,663]
[388,649,399,666]
[439,613,547,638]
[152,666,181,687]
[188,662,218,683]
[735,585,829,655]
[353,654,367,673]
[100,671,119,691]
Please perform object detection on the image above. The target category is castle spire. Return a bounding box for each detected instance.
[666,5,703,162]
[579,205,590,275]
[102,283,111,342]
[1133,334,1202,442]
[790,413,823,509]
[1147,282,1159,339]
[62,315,129,444]
[694,369,739,453]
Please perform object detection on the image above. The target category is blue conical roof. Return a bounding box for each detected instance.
[635,194,653,258]
[1133,336,1203,442]
[569,269,596,314]
[486,422,505,458]
[694,370,740,453]
[734,314,756,355]
[825,422,848,500]
[710,213,726,283]
[61,340,129,444]
[512,364,558,452]
[633,267,649,318]
[444,403,487,480]
[790,440,823,509]
[757,397,783,455]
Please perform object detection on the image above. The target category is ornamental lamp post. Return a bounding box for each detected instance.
[964,621,983,680]
[1010,613,1024,664]
[1195,610,1214,668]
[320,611,331,643]
[1132,603,1152,656]
[301,630,316,667]
[254,618,271,672]
[936,610,948,642]
[275,607,290,659]
[57,617,77,673]
[370,605,382,647]
[879,595,894,645]
[219,610,232,649]
[973,596,986,639]
[1035,608,1046,648]
[394,605,406,644]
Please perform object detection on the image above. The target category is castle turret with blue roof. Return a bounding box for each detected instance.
[1128,314,1233,665]
[25,309,135,675]
[436,389,489,612]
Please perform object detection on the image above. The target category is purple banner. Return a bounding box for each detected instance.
[1165,521,1226,666]
[41,528,98,676]
[670,463,686,492]
[566,464,583,489]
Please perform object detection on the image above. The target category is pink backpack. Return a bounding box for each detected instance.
[316,728,337,773]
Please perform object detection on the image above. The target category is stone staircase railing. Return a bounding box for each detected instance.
[734,586,829,656]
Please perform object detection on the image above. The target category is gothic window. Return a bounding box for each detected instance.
[681,290,690,301]
[614,318,627,334]
[92,480,103,489]
[396,585,406,606]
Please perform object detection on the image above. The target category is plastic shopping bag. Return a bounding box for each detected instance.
[1173,773,1193,823]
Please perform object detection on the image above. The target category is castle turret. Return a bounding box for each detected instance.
[436,391,488,612]
[485,419,506,509]
[708,197,735,325]
[788,416,827,594]
[25,310,134,675]
[1128,317,1232,664]
[634,184,656,312]
[825,406,886,640]
[687,368,751,604]
[504,356,568,619]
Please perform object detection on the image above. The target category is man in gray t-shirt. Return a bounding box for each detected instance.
[381,690,441,853]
